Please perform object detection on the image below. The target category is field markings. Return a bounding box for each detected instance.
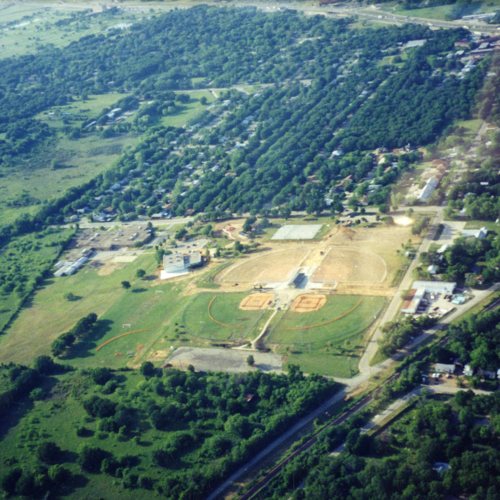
[283,297,363,331]
[95,329,147,351]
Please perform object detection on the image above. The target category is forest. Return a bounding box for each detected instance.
[299,392,499,500]
[0,360,337,499]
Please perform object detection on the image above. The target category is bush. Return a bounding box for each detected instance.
[37,441,63,464]
[79,446,112,473]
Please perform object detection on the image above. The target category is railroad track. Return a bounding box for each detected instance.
[239,391,379,500]
[226,293,499,500]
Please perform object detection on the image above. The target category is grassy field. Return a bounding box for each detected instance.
[0,132,140,225]
[391,5,456,20]
[268,295,386,378]
[0,228,74,332]
[160,90,215,128]
[180,292,271,342]
[0,252,160,366]
[0,248,271,369]
[0,3,147,59]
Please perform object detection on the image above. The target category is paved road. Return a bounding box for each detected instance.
[47,1,500,36]
[75,215,193,230]
[334,282,498,389]
[357,206,443,377]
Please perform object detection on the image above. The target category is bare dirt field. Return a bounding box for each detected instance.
[215,223,414,294]
[166,347,282,373]
[290,294,327,313]
[311,247,387,285]
[322,224,416,287]
[216,247,310,286]
[239,293,274,310]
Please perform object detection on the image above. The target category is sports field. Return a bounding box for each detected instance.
[268,295,386,377]
[240,292,274,310]
[180,292,272,342]
[216,247,310,285]
[311,247,387,285]
[0,218,413,377]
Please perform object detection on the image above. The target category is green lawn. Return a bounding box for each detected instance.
[392,5,455,20]
[0,252,159,366]
[160,91,214,128]
[268,295,386,377]
[285,352,359,379]
[180,292,271,342]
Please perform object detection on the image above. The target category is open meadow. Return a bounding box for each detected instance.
[0,3,148,59]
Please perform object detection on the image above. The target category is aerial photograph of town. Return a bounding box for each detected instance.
[0,0,498,498]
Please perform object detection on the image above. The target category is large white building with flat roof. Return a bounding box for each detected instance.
[412,281,456,295]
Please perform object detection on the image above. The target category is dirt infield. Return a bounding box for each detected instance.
[311,247,387,285]
[216,247,309,285]
[290,294,327,313]
[239,293,274,310]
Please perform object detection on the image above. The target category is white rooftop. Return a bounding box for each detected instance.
[413,280,456,294]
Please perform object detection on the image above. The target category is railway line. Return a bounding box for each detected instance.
[227,293,499,499]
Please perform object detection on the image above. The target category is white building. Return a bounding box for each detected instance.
[412,281,456,295]
[418,177,439,202]
[463,364,474,376]
[163,254,189,274]
[461,227,488,240]
[401,281,457,315]
[427,264,438,275]
[433,363,455,374]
